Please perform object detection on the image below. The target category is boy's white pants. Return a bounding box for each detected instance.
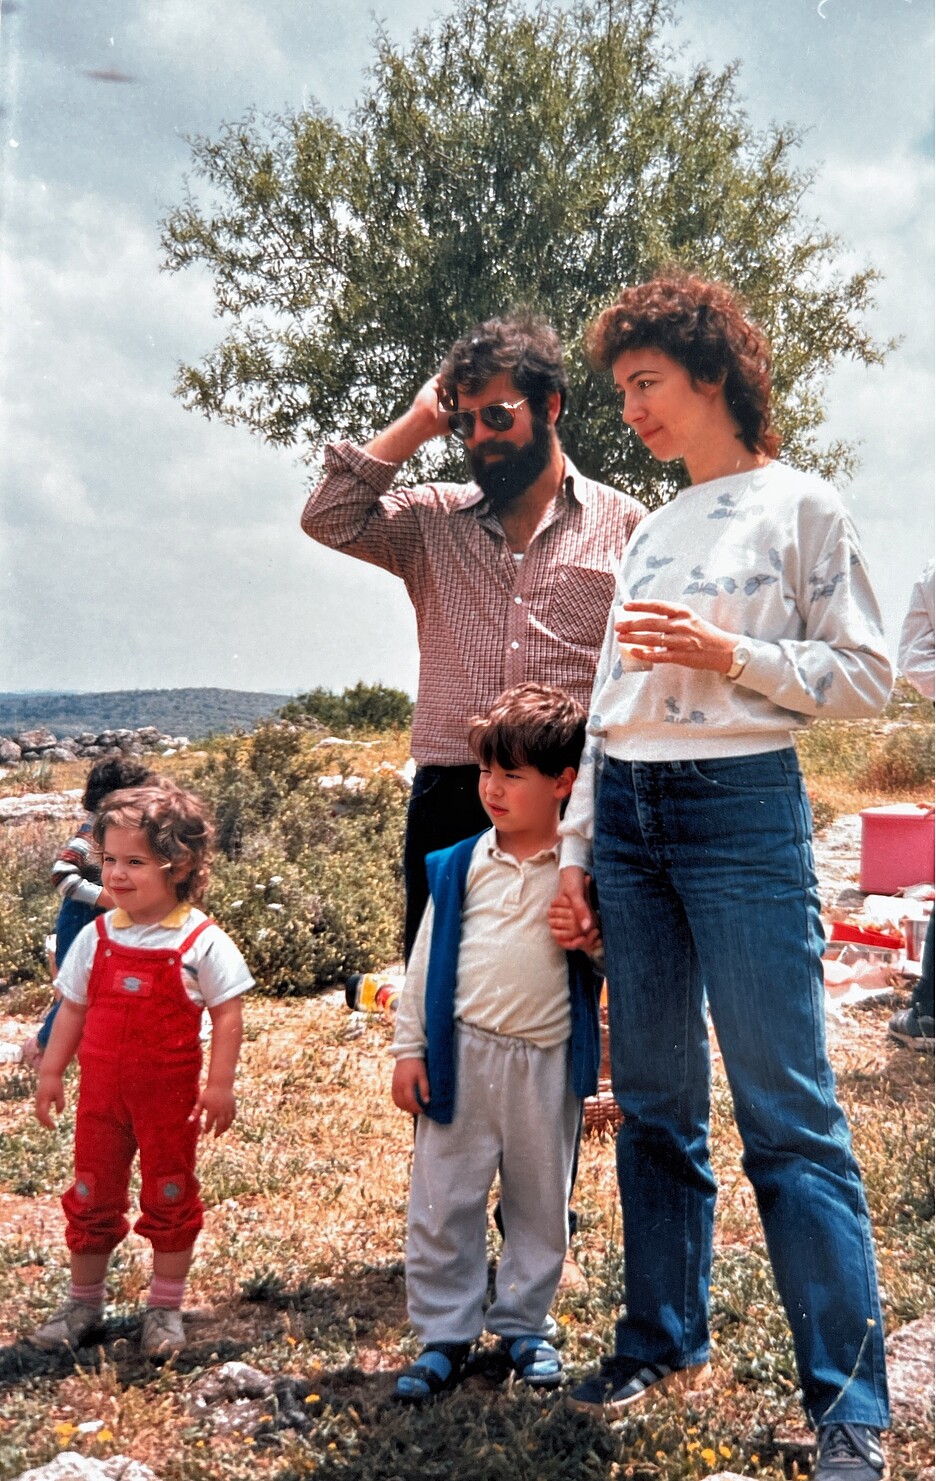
[405,1020,581,1344]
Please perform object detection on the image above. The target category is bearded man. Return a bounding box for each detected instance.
[301,315,645,958]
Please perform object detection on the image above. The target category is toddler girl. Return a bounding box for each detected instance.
[24,755,154,1067]
[31,781,253,1357]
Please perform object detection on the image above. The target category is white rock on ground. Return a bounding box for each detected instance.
[12,1454,159,1481]
[886,1312,935,1425]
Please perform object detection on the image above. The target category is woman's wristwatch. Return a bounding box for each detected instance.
[726,640,752,681]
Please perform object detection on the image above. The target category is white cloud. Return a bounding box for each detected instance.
[127,0,288,89]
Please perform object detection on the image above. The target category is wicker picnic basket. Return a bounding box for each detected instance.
[582,995,624,1138]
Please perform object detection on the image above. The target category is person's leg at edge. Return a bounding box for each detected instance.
[593,757,717,1371]
[667,750,889,1431]
[913,912,935,1020]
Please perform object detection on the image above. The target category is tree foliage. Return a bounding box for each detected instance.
[161,0,889,505]
[279,681,414,732]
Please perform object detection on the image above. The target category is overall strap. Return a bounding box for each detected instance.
[94,915,110,943]
[176,917,216,956]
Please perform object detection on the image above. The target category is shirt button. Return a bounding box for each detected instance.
[510,640,520,650]
[514,595,522,604]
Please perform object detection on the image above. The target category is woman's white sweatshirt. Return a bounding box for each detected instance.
[559,461,893,869]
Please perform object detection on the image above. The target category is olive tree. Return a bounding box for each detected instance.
[161,0,888,506]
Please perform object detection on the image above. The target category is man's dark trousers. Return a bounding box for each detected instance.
[403,764,488,962]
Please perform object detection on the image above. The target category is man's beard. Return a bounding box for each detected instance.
[468,416,554,512]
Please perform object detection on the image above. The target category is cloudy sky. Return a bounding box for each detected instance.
[1,0,932,698]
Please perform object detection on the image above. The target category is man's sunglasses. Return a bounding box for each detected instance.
[444,397,528,441]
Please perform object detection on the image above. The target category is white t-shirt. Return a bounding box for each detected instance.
[56,905,254,1010]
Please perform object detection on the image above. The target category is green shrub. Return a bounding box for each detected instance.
[197,725,408,991]
[860,724,935,792]
[795,721,873,782]
[0,821,58,986]
[279,681,414,733]
[209,839,403,993]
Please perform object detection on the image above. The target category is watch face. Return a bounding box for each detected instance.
[729,642,751,679]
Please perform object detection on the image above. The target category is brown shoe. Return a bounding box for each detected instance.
[29,1300,103,1350]
[141,1306,186,1357]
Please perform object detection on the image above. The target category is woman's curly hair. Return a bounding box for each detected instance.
[92,781,215,905]
[586,271,780,458]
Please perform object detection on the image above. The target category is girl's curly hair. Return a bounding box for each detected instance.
[586,271,780,457]
[92,781,215,905]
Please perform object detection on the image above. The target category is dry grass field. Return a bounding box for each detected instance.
[0,722,931,1481]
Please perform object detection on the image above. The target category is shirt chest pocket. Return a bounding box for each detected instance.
[541,565,614,649]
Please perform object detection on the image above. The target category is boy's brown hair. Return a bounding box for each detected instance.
[468,683,586,777]
[92,781,215,904]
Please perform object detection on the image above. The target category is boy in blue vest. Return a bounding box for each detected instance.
[390,682,601,1402]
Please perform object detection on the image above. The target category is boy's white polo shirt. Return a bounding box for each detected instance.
[55,904,254,1010]
[393,828,570,1059]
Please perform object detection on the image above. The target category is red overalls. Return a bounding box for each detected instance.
[63,915,211,1255]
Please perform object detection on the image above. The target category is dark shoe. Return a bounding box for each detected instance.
[29,1300,104,1350]
[888,1007,935,1051]
[501,1334,563,1389]
[568,1354,710,1417]
[814,1423,885,1480]
[393,1341,470,1403]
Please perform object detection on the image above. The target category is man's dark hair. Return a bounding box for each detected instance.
[82,755,155,814]
[468,683,586,777]
[440,315,569,422]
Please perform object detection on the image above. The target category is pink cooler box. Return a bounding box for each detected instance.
[859,804,935,894]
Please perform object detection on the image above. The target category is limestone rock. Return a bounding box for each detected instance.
[14,728,57,751]
[187,1360,274,1409]
[12,1453,159,1480]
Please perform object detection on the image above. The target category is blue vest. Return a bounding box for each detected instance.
[422,833,602,1125]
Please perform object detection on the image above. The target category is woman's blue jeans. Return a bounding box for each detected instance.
[594,749,889,1428]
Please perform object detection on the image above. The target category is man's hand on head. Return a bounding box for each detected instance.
[413,374,455,441]
[365,374,452,464]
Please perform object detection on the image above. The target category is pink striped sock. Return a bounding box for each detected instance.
[69,1280,105,1308]
[147,1275,186,1310]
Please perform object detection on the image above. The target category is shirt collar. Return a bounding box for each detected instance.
[110,902,193,930]
[484,828,560,866]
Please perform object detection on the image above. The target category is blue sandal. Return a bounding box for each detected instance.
[503,1334,563,1389]
[393,1341,470,1403]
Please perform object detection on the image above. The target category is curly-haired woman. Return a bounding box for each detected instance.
[552,272,891,1481]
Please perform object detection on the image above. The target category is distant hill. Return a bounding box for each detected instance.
[0,688,291,738]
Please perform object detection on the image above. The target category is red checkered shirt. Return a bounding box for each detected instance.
[301,441,646,765]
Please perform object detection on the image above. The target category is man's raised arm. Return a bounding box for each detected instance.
[299,375,451,566]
